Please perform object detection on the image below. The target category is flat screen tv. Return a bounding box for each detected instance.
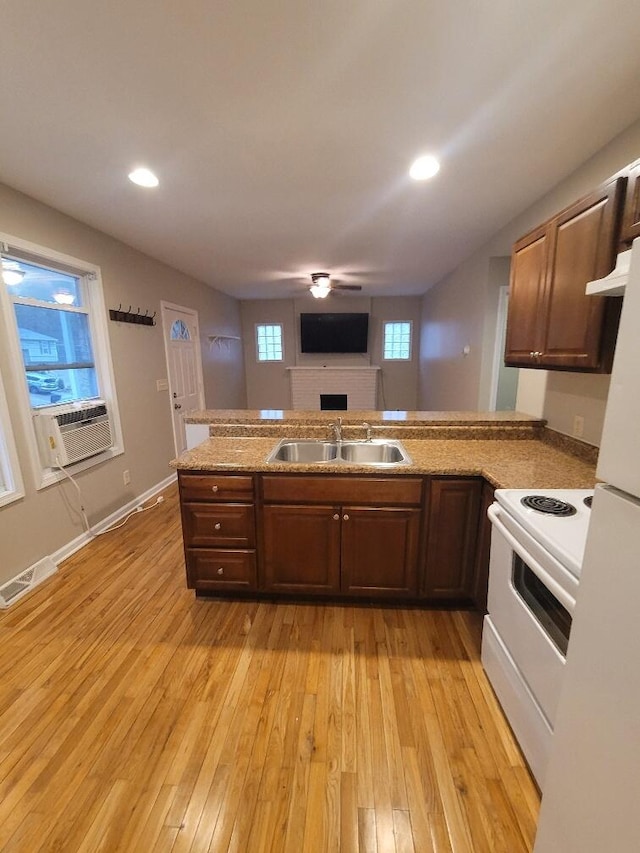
[300,312,369,353]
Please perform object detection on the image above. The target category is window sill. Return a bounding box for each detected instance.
[36,444,124,491]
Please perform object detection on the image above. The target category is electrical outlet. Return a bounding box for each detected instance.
[573,415,585,438]
[123,469,131,486]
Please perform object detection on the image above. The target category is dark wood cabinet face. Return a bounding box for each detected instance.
[505,225,549,361]
[505,177,624,373]
[340,507,420,597]
[178,470,487,608]
[422,478,482,600]
[182,503,255,548]
[472,482,495,613]
[262,504,341,593]
[178,471,258,593]
[620,161,640,246]
[186,549,257,591]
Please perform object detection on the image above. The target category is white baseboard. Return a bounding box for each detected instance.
[1,472,177,608]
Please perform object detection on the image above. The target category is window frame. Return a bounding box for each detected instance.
[255,322,284,363]
[0,233,124,491]
[382,320,413,361]
[0,368,24,508]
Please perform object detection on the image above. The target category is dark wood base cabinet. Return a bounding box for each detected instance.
[421,478,482,601]
[178,470,491,610]
[260,475,422,598]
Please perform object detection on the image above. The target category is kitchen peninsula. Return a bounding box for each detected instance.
[172,410,596,607]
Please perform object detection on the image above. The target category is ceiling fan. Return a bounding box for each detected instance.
[309,272,362,299]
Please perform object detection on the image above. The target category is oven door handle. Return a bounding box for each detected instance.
[488,504,576,614]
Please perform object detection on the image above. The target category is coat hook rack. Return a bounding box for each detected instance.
[109,305,156,326]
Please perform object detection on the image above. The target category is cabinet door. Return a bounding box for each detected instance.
[504,223,550,365]
[541,178,625,371]
[620,161,640,246]
[341,507,420,597]
[422,478,482,601]
[262,505,341,593]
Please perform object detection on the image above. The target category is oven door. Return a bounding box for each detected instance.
[485,503,575,727]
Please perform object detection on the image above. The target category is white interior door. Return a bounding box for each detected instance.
[161,302,205,456]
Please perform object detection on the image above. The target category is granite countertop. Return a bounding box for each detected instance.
[171,435,596,490]
[184,408,545,426]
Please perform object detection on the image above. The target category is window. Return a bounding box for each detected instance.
[383,321,412,360]
[0,234,122,486]
[256,324,283,361]
[4,257,98,408]
[170,319,191,340]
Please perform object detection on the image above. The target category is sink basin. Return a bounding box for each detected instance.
[266,438,411,466]
[340,440,406,464]
[269,440,339,462]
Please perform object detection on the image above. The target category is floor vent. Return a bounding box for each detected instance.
[0,557,57,608]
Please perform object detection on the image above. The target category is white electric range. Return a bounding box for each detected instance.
[481,487,593,788]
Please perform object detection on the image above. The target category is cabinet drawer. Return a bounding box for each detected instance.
[179,472,254,502]
[186,549,256,591]
[182,503,255,547]
[261,475,423,506]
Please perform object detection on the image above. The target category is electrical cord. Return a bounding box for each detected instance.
[54,457,164,537]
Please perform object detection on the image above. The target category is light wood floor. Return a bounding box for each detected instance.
[0,484,539,852]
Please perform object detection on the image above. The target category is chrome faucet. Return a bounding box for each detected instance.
[329,416,343,441]
[362,422,372,441]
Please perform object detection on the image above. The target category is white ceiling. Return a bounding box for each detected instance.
[2,1,640,300]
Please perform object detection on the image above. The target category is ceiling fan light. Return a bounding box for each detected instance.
[310,272,331,297]
[310,283,330,298]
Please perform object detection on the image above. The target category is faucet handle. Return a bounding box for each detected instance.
[362,421,372,441]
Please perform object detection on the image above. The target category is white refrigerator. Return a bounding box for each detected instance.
[534,238,640,852]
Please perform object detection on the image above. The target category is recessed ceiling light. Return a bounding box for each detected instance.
[128,167,159,188]
[409,155,440,181]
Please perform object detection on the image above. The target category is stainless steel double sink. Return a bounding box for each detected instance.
[266,438,411,467]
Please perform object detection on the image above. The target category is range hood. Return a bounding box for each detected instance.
[585,249,631,297]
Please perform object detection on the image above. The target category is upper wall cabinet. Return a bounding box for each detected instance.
[505,177,625,372]
[620,160,640,246]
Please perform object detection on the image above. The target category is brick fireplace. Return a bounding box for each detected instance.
[288,367,379,410]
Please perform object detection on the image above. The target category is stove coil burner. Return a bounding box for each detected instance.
[520,495,577,516]
[584,496,593,509]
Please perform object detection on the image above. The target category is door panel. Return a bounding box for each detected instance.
[162,303,205,456]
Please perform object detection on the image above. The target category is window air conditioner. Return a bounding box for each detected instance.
[34,400,113,467]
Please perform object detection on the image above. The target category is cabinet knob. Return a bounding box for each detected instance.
[214,522,221,530]
[343,513,349,521]
[333,513,340,520]
[211,485,219,492]
[217,567,224,575]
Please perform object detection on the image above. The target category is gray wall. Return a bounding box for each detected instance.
[419,116,640,444]
[0,182,245,586]
[241,294,421,410]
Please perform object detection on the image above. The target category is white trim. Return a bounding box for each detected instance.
[0,369,25,508]
[0,232,124,490]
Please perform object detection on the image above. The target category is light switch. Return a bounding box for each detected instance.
[156,379,169,392]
